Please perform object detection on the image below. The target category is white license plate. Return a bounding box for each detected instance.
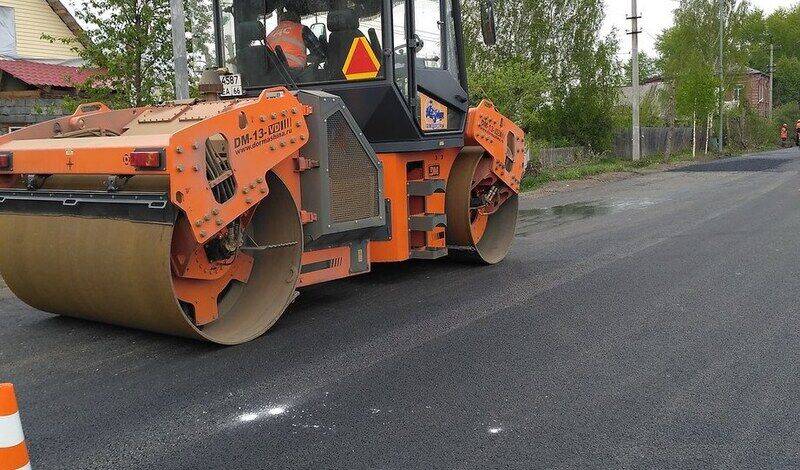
[220,74,243,97]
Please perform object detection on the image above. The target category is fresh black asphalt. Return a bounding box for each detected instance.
[3,147,800,468]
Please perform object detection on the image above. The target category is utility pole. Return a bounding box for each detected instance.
[769,44,774,120]
[717,0,724,152]
[692,111,697,158]
[628,0,641,161]
[170,0,190,100]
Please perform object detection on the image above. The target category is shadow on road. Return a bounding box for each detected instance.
[4,256,481,351]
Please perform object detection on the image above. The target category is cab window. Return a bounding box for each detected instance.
[219,0,384,88]
[413,0,442,69]
[443,0,458,81]
[392,0,408,98]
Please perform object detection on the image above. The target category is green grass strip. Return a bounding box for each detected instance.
[521,152,702,192]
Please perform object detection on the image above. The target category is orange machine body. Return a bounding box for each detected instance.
[0,92,309,243]
[370,100,525,263]
[0,91,524,326]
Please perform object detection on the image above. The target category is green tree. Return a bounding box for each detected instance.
[467,60,549,132]
[45,0,215,108]
[657,0,752,123]
[673,60,718,121]
[462,0,621,151]
[773,56,800,104]
[740,4,800,105]
[187,0,216,78]
[623,52,661,86]
[536,32,621,151]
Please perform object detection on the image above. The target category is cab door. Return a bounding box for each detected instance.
[407,0,468,134]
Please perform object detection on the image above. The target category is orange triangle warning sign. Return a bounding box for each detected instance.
[342,37,380,80]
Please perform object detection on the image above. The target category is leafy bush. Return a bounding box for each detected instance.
[726,106,779,151]
[468,60,548,133]
[773,102,800,129]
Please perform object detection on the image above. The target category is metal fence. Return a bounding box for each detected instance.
[613,126,709,159]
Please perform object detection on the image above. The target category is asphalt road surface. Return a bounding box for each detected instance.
[4,148,800,469]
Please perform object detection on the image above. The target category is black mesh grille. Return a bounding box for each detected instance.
[326,111,380,223]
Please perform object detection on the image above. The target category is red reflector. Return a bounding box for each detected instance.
[0,152,11,169]
[129,151,161,168]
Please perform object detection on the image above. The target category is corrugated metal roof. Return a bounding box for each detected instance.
[0,59,96,88]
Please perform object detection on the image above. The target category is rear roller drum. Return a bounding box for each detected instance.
[445,148,519,264]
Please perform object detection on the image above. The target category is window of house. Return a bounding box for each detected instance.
[0,7,16,56]
[733,85,742,103]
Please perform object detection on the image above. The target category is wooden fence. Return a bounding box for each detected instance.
[613,126,709,159]
[537,146,587,169]
[534,126,710,171]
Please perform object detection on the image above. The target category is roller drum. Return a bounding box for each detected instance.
[446,148,519,264]
[0,174,302,344]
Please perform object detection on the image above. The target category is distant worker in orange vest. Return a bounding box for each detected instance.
[781,123,789,147]
[267,8,308,70]
[795,120,800,147]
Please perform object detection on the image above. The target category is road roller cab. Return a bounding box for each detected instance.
[0,0,526,344]
[217,0,472,152]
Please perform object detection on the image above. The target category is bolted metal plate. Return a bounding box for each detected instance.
[179,101,237,122]
[138,105,190,123]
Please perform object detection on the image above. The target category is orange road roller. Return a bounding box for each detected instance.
[0,0,524,344]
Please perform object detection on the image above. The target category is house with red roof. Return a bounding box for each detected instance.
[0,0,97,132]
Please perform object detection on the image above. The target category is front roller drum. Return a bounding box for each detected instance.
[0,174,302,344]
[445,148,519,264]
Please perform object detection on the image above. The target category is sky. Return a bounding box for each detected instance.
[60,0,794,58]
[603,0,794,59]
